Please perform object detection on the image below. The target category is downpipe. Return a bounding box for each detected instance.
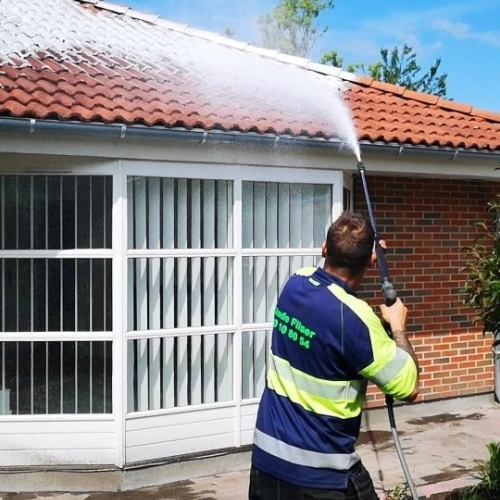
[356,161,419,500]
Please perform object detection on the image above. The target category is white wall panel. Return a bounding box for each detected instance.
[0,419,115,466]
[125,406,236,463]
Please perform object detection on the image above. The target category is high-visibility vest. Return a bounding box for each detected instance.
[251,267,417,490]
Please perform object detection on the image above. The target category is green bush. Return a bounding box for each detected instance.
[461,196,500,337]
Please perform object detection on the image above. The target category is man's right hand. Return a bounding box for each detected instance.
[379,298,407,333]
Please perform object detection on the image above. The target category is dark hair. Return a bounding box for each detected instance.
[325,211,375,276]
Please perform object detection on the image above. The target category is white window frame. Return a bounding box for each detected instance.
[120,161,343,446]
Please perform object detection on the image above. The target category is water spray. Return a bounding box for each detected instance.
[356,160,419,500]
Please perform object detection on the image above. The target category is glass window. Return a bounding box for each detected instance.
[0,175,113,415]
[0,175,112,250]
[0,341,112,415]
[242,182,331,249]
[127,177,234,411]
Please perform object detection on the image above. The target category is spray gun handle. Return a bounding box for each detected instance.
[382,278,397,307]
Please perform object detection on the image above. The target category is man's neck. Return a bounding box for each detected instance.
[322,264,363,290]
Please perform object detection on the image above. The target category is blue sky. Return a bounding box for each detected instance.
[119,0,499,111]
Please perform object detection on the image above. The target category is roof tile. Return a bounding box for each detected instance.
[437,99,473,114]
[0,0,498,153]
[468,108,500,122]
[370,80,407,96]
[401,89,439,105]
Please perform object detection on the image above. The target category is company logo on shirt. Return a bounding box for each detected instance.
[273,307,317,350]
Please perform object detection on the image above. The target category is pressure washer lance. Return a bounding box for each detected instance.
[357,161,419,500]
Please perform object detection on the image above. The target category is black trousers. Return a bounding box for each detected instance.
[248,464,379,500]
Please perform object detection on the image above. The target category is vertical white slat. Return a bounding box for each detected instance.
[313,185,331,247]
[203,180,216,404]
[241,182,253,324]
[302,184,314,250]
[253,182,266,324]
[1,344,5,414]
[241,182,253,399]
[176,180,188,407]
[134,178,149,411]
[127,177,134,250]
[162,179,175,408]
[74,342,79,413]
[148,178,161,410]
[30,342,34,414]
[137,338,149,411]
[89,341,93,414]
[127,340,135,412]
[216,181,230,401]
[134,179,148,331]
[253,184,266,396]
[254,330,267,397]
[278,184,290,293]
[266,183,278,317]
[45,342,48,414]
[190,180,202,405]
[59,341,62,413]
[290,184,302,274]
[251,183,276,396]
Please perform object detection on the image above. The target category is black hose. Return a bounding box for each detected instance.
[357,161,419,500]
[386,395,419,500]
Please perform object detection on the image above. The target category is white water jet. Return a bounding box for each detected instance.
[0,0,361,159]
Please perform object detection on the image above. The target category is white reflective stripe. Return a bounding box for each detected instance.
[269,354,364,401]
[254,429,360,470]
[369,347,410,387]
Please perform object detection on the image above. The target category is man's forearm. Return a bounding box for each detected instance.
[392,330,419,369]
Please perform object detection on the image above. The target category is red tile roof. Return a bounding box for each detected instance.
[0,0,499,152]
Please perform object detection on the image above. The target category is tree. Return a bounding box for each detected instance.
[367,45,447,97]
[257,0,334,58]
[321,44,448,98]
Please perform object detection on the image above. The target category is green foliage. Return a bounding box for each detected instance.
[461,196,500,336]
[473,442,500,496]
[321,44,448,98]
[258,0,334,57]
[320,49,343,67]
[386,483,413,500]
[368,45,448,97]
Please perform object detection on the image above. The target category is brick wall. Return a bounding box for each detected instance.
[353,174,499,406]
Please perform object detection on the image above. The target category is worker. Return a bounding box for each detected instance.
[249,211,419,500]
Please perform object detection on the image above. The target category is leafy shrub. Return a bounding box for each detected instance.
[461,196,500,336]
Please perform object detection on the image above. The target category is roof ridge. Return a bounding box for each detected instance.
[75,0,500,123]
[73,0,345,78]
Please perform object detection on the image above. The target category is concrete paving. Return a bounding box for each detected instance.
[1,401,498,499]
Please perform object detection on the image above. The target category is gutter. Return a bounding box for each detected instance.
[0,117,499,163]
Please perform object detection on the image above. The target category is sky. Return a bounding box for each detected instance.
[119,0,500,112]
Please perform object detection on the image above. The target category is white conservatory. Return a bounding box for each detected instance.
[0,142,351,470]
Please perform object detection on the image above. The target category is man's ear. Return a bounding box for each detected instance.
[321,241,327,258]
[369,250,377,265]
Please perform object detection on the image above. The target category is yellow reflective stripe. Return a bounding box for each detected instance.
[326,283,417,400]
[267,354,366,419]
[367,346,409,386]
[294,267,317,277]
[373,352,417,400]
[254,429,361,470]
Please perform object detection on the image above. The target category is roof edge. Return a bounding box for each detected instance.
[1,117,499,163]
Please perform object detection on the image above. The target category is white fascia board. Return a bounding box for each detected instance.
[1,132,499,180]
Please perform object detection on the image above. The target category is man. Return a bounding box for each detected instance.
[249,211,419,500]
